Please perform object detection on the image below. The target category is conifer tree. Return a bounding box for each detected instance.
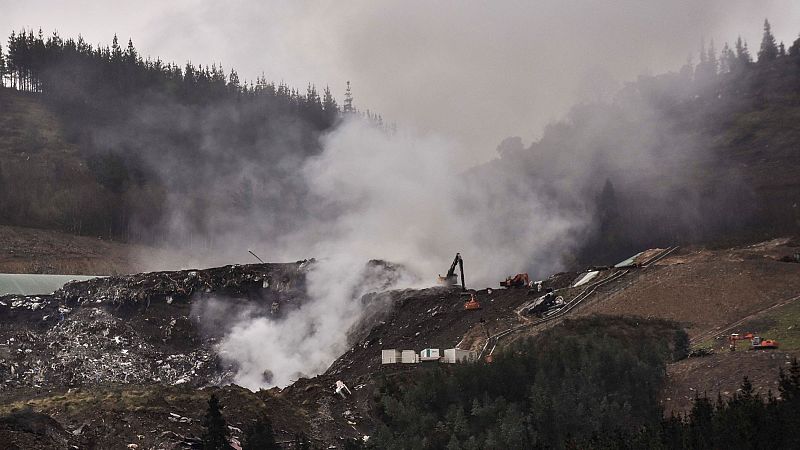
[242,416,279,450]
[758,19,778,63]
[707,40,718,75]
[228,68,240,92]
[735,36,752,68]
[719,43,735,73]
[343,80,354,113]
[0,42,5,87]
[202,394,232,450]
[790,34,800,57]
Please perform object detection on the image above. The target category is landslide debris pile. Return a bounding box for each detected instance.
[0,261,311,391]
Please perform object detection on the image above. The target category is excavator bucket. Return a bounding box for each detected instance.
[438,275,459,286]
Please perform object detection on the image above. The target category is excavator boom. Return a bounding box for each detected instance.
[439,253,466,290]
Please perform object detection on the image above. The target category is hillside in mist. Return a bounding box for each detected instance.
[476,29,800,268]
[0,30,383,246]
[2,23,800,274]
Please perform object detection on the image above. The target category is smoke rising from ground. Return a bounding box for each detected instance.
[4,2,791,389]
[202,118,586,388]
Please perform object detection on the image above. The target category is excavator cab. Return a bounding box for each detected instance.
[438,253,466,290]
[500,273,531,288]
[752,336,779,350]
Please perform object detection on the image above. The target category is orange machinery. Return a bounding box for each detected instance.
[729,333,779,351]
[462,292,481,310]
[500,273,530,288]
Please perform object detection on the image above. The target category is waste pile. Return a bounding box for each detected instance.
[0,261,313,391]
[57,261,312,311]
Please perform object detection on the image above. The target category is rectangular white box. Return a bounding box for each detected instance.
[442,348,477,364]
[419,348,441,361]
[382,349,402,364]
[401,350,418,363]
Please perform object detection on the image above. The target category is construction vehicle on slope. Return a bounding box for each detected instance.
[438,253,466,291]
[729,333,779,351]
[462,292,481,310]
[500,273,531,288]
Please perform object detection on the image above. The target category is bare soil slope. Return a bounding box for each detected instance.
[0,225,161,275]
[578,239,800,339]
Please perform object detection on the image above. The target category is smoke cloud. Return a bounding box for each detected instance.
[203,118,585,388]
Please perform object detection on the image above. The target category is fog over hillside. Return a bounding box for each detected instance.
[5,1,800,164]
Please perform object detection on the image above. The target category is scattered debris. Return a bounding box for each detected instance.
[335,380,352,398]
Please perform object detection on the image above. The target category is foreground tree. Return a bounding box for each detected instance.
[242,415,279,450]
[202,394,232,450]
[758,19,779,63]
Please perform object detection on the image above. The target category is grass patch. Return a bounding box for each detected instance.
[740,299,800,351]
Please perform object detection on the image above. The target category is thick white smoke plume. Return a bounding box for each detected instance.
[214,118,585,389]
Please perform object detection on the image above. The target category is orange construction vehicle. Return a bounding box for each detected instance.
[462,292,481,310]
[500,273,531,288]
[729,333,779,351]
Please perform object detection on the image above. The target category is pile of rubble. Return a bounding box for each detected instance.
[56,261,312,310]
[0,261,315,391]
[0,304,221,390]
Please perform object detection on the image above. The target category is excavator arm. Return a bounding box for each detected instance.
[440,253,466,290]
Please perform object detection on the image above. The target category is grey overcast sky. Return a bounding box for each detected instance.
[4,1,800,164]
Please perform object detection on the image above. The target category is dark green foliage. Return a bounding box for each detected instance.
[202,394,232,450]
[758,19,779,63]
[0,29,387,241]
[672,329,690,361]
[242,415,279,450]
[368,316,682,449]
[790,35,800,57]
[371,321,800,450]
[581,359,800,449]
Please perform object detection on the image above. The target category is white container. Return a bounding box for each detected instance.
[419,348,441,361]
[442,348,477,364]
[381,349,402,364]
[401,350,419,364]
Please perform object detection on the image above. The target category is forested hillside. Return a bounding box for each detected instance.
[367,317,800,450]
[2,21,800,269]
[467,20,800,267]
[0,30,383,244]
